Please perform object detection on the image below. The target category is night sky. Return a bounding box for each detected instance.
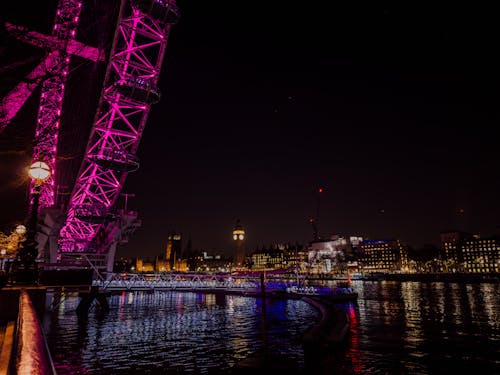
[1,1,499,258]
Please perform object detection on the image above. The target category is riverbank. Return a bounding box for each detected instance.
[379,273,499,283]
[306,273,499,283]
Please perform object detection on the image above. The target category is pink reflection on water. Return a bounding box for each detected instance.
[346,302,363,374]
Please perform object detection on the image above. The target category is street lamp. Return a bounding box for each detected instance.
[15,160,51,284]
[15,224,27,236]
[28,161,51,181]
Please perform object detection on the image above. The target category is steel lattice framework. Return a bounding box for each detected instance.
[59,0,179,253]
[94,273,261,292]
[0,19,101,135]
[30,0,83,208]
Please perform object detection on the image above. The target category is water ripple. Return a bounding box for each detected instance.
[43,292,318,374]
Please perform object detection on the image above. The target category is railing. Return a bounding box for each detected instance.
[15,290,56,375]
[0,290,56,375]
[94,273,260,292]
[92,273,353,296]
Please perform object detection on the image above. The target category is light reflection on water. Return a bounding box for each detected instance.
[43,282,500,374]
[43,292,319,374]
[325,281,500,374]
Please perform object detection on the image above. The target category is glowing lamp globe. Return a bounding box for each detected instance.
[29,161,51,182]
[15,224,27,235]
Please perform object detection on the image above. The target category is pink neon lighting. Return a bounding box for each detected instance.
[0,21,102,133]
[59,1,179,253]
[29,0,83,208]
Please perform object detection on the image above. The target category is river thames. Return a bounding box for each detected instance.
[42,281,499,374]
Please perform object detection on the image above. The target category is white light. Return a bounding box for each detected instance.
[233,234,238,240]
[15,225,27,235]
[28,161,51,181]
[238,234,244,240]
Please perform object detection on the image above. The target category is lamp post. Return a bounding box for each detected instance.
[15,160,51,284]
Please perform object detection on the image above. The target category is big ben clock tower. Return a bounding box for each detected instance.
[232,219,246,267]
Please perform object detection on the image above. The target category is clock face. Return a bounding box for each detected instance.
[233,234,238,240]
[238,234,244,240]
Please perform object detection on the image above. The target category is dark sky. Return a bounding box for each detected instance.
[1,1,499,259]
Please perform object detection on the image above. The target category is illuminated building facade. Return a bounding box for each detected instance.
[461,237,499,273]
[155,257,168,272]
[282,243,308,271]
[440,231,471,272]
[232,221,246,267]
[250,248,284,270]
[135,258,154,272]
[308,235,363,274]
[359,239,408,273]
[441,232,500,274]
[166,232,182,270]
[173,258,188,272]
[192,251,232,273]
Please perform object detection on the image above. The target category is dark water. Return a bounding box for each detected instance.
[43,291,319,374]
[327,281,500,375]
[43,281,500,374]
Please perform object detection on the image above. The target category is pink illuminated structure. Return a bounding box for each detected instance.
[30,0,83,208]
[0,21,102,135]
[59,0,179,254]
[1,0,88,208]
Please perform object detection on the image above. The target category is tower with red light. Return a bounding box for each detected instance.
[311,187,324,241]
[232,220,246,267]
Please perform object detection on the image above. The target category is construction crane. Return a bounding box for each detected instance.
[309,187,324,241]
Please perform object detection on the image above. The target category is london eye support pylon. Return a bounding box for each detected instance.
[59,0,179,268]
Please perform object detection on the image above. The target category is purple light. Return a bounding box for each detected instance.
[28,0,83,208]
[59,1,178,253]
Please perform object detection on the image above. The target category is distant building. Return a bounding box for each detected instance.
[232,220,246,267]
[155,257,168,272]
[192,251,232,273]
[448,234,500,274]
[282,243,308,271]
[166,232,182,270]
[250,247,284,271]
[461,237,499,273]
[173,258,188,272]
[440,231,472,272]
[358,239,408,273]
[135,258,154,272]
[134,256,187,273]
[308,235,363,274]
